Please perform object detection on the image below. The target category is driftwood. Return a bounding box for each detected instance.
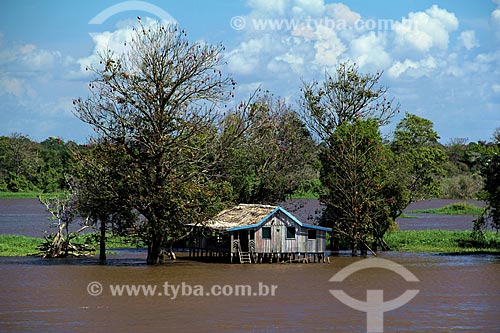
[38,224,95,258]
[38,195,95,258]
[158,249,177,263]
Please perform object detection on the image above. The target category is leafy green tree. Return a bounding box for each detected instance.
[471,129,500,237]
[464,141,499,173]
[301,63,402,255]
[0,134,77,193]
[441,174,484,200]
[320,119,393,255]
[74,140,138,262]
[478,152,500,232]
[218,94,318,204]
[73,21,253,264]
[39,137,77,192]
[443,138,469,175]
[0,133,42,192]
[391,113,446,203]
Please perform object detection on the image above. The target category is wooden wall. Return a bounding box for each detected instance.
[237,211,327,254]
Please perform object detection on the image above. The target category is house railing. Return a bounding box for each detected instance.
[233,239,251,264]
[249,239,256,262]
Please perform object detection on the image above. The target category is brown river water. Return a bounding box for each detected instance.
[1,199,499,332]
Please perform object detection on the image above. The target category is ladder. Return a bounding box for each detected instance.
[233,240,252,264]
[239,251,252,264]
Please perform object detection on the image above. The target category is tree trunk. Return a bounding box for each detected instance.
[360,244,368,256]
[330,234,340,252]
[147,234,163,265]
[351,239,358,256]
[99,218,106,264]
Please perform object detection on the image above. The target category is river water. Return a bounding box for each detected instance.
[0,198,486,237]
[1,199,499,332]
[1,252,499,332]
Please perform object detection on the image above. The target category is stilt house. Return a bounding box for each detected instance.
[190,204,331,263]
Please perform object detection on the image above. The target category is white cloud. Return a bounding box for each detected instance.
[492,7,500,35]
[227,37,268,75]
[247,0,287,16]
[313,25,345,67]
[292,0,325,17]
[426,4,459,31]
[19,44,36,54]
[227,0,363,80]
[325,3,361,24]
[78,29,130,74]
[0,40,72,105]
[492,84,500,93]
[25,49,64,70]
[226,1,476,89]
[459,30,479,50]
[1,0,498,143]
[492,7,500,23]
[393,5,458,53]
[270,52,305,73]
[445,53,464,77]
[388,56,438,78]
[350,32,391,69]
[76,17,161,75]
[0,41,72,75]
[0,75,36,100]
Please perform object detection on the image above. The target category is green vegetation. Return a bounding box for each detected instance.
[0,235,43,256]
[289,191,320,199]
[408,202,484,215]
[302,63,401,256]
[0,135,80,193]
[440,138,499,200]
[384,230,500,253]
[2,229,499,256]
[0,233,144,257]
[391,113,447,204]
[0,191,66,199]
[216,94,319,205]
[476,151,500,232]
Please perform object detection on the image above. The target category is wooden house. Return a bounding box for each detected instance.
[190,204,332,263]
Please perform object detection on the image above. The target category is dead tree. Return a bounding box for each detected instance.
[38,194,94,258]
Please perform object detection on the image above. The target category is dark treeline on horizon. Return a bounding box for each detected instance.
[1,126,498,200]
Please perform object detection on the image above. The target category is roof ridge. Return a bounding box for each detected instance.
[236,203,277,208]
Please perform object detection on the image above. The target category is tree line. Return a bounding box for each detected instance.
[2,127,496,201]
[0,135,78,193]
[2,21,498,262]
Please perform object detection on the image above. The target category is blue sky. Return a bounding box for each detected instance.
[0,0,499,143]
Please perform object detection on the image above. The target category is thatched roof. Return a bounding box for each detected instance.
[203,203,332,232]
[205,204,276,230]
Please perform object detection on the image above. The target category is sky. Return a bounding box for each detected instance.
[0,0,499,144]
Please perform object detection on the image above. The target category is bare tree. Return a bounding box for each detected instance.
[300,62,399,142]
[74,21,254,264]
[38,190,93,258]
